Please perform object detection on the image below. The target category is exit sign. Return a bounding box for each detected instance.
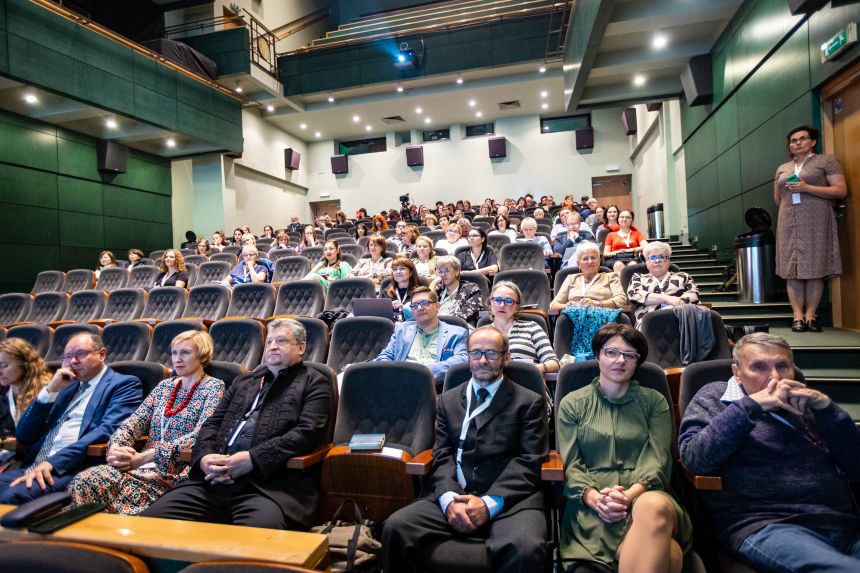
[821,23,857,62]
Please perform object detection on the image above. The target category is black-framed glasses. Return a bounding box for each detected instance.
[602,347,639,362]
[410,300,434,310]
[647,255,668,262]
[468,349,501,361]
[490,296,518,307]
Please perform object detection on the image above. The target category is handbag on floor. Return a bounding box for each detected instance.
[311,498,381,572]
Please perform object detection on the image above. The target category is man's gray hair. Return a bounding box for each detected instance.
[268,318,307,346]
[732,332,793,365]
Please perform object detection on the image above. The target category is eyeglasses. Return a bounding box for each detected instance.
[410,300,434,310]
[789,136,811,144]
[446,229,459,234]
[266,336,294,347]
[437,267,453,275]
[490,296,518,306]
[63,349,98,362]
[602,347,640,362]
[468,349,502,361]
[467,234,481,239]
[647,255,668,262]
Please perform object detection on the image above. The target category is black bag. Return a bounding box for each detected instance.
[311,498,381,572]
[317,308,351,330]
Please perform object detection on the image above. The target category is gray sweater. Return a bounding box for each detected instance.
[679,381,860,551]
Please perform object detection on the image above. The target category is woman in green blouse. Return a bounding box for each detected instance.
[304,239,352,293]
[557,323,692,572]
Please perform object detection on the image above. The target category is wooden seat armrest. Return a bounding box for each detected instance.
[179,448,192,464]
[134,318,162,326]
[222,315,267,325]
[405,449,434,476]
[88,319,117,328]
[267,314,299,323]
[682,465,723,490]
[87,443,108,457]
[2,437,17,452]
[8,321,33,327]
[180,317,213,329]
[286,444,332,470]
[48,320,74,329]
[541,450,564,482]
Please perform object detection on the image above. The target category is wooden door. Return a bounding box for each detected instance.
[591,174,632,212]
[823,62,860,329]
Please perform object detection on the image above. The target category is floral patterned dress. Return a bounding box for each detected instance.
[69,376,224,514]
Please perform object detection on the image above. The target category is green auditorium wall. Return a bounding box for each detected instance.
[0,108,172,294]
[681,0,860,258]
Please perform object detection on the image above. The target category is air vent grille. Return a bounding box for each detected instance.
[382,115,406,123]
[498,100,521,110]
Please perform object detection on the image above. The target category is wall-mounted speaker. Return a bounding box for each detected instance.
[787,0,827,15]
[285,148,301,170]
[331,154,348,174]
[488,137,506,158]
[406,146,424,166]
[575,127,594,150]
[97,140,128,174]
[622,108,637,136]
[681,54,713,107]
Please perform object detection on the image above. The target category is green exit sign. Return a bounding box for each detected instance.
[821,23,857,63]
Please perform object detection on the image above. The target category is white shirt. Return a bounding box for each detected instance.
[36,366,108,457]
[6,389,17,425]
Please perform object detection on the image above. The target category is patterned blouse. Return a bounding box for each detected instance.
[435,281,483,326]
[351,256,392,282]
[627,271,699,325]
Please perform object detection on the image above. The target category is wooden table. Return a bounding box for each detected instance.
[0,505,328,569]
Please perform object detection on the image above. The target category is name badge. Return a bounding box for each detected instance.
[792,193,801,205]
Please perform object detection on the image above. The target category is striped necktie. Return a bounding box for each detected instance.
[28,381,91,469]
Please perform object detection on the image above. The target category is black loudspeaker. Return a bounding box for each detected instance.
[285,148,301,170]
[622,108,637,136]
[331,154,348,174]
[787,0,827,14]
[681,54,713,107]
[406,146,423,166]
[575,127,594,150]
[97,140,128,174]
[488,137,506,158]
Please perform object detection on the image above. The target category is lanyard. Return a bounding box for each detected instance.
[440,286,456,305]
[794,153,813,177]
[395,287,409,306]
[455,384,494,487]
[226,377,270,449]
[618,230,632,248]
[579,275,597,297]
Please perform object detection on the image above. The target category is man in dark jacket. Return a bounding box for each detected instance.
[143,318,332,529]
[382,326,548,572]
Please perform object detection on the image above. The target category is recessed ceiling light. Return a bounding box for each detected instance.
[415,107,423,114]
[266,104,275,112]
[476,111,483,118]
[543,125,549,131]
[300,123,307,129]
[468,99,476,107]
[24,94,38,104]
[105,119,118,129]
[540,90,548,98]
[234,85,243,94]
[456,77,464,84]
[652,34,668,49]
[396,86,404,93]
[166,138,176,148]
[633,74,646,86]
[327,96,335,103]
[352,115,360,122]
[315,131,321,137]
[541,103,548,109]
[365,125,372,131]
[424,117,431,124]
[538,66,546,73]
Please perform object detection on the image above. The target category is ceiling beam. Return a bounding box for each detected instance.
[605,0,743,36]
[562,0,617,112]
[579,76,682,107]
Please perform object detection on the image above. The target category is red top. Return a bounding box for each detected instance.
[605,227,646,253]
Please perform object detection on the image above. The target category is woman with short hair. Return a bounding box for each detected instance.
[435,223,468,252]
[429,255,482,326]
[627,242,699,326]
[222,245,268,286]
[126,249,146,269]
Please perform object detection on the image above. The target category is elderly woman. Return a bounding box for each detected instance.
[155,250,188,288]
[488,281,558,376]
[604,210,648,274]
[458,227,498,275]
[557,323,692,571]
[380,256,421,322]
[517,217,553,267]
[222,245,269,286]
[551,242,627,311]
[296,225,321,254]
[305,239,352,293]
[429,255,482,326]
[411,236,437,277]
[350,235,392,289]
[627,242,699,326]
[70,331,224,514]
[0,338,50,439]
[435,223,468,252]
[775,125,847,333]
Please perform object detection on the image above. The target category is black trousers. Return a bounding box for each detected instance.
[142,480,293,530]
[382,498,546,573]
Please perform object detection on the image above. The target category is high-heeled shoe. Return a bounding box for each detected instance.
[791,320,807,333]
[806,319,822,332]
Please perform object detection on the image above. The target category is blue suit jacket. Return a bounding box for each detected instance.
[15,367,142,476]
[375,321,468,382]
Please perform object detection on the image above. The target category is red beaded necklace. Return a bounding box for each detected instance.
[164,374,205,417]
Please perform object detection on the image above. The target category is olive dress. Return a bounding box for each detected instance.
[557,378,693,564]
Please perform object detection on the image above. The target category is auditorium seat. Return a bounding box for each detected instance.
[63,269,96,293]
[17,292,69,325]
[224,283,276,321]
[340,243,364,260]
[45,323,101,368]
[103,321,152,363]
[184,254,207,266]
[293,316,329,364]
[459,271,490,302]
[498,243,544,271]
[553,266,613,294]
[209,318,265,370]
[209,252,238,266]
[49,290,107,327]
[267,248,294,262]
[487,233,511,252]
[301,246,323,261]
[325,278,375,313]
[425,230,444,244]
[477,311,549,337]
[128,265,160,290]
[90,288,147,327]
[552,312,630,359]
[94,267,130,292]
[272,256,311,283]
[222,246,242,257]
[149,249,166,262]
[619,262,681,293]
[198,261,232,285]
[135,286,187,324]
[205,360,246,387]
[493,269,551,309]
[182,284,230,325]
[31,270,65,294]
[145,319,207,367]
[271,280,325,318]
[0,540,149,573]
[6,324,53,356]
[0,327,5,343]
[0,293,33,327]
[341,253,358,268]
[184,262,199,288]
[326,316,394,374]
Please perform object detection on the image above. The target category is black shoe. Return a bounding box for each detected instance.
[806,319,822,332]
[792,320,807,333]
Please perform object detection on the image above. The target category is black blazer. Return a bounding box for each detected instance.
[184,361,333,528]
[423,376,547,517]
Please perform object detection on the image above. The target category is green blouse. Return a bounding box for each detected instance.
[556,378,692,564]
[309,260,352,292]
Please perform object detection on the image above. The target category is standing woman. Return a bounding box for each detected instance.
[603,210,647,274]
[0,338,51,438]
[380,257,421,322]
[411,236,437,278]
[305,239,352,293]
[775,125,847,332]
[458,227,498,276]
[69,331,224,514]
[154,250,188,288]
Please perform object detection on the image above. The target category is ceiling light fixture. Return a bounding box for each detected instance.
[327,96,335,103]
[652,33,668,49]
[366,125,372,131]
[633,74,646,86]
[396,86,404,93]
[352,115,360,122]
[300,123,307,129]
[540,90,548,98]
[234,85,243,94]
[456,77,464,84]
[315,131,321,138]
[424,117,431,124]
[468,99,476,107]
[415,107,423,114]
[541,103,548,109]
[166,138,176,148]
[476,111,483,118]
[266,104,275,112]
[105,119,118,129]
[538,66,546,73]
[24,94,38,104]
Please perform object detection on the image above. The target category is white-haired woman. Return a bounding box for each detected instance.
[550,242,627,311]
[627,241,699,326]
[516,217,553,267]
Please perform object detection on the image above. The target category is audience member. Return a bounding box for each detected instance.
[211,231,227,252]
[296,225,321,254]
[436,223,468,253]
[269,231,290,253]
[143,319,332,529]
[381,257,421,322]
[490,214,517,240]
[126,249,145,269]
[411,236,437,277]
[262,225,274,239]
[458,227,498,276]
[371,215,389,233]
[0,338,51,439]
[155,250,188,288]
[398,225,419,257]
[516,217,552,267]
[96,250,117,279]
[429,256,483,327]
[354,223,369,238]
[350,235,391,290]
[603,210,647,274]
[550,243,627,311]
[487,282,558,376]
[305,239,352,293]
[222,245,269,287]
[286,216,303,233]
[232,228,245,246]
[627,241,699,325]
[553,211,595,266]
[196,239,211,258]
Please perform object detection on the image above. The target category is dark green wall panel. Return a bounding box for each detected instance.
[57,137,101,181]
[0,117,58,171]
[684,117,716,178]
[180,28,250,76]
[104,218,172,253]
[0,163,58,208]
[7,245,61,292]
[60,246,103,272]
[111,158,172,196]
[6,33,77,97]
[717,145,742,203]
[133,85,179,130]
[714,96,738,155]
[0,205,59,245]
[680,99,712,147]
[59,211,104,248]
[74,60,134,111]
[742,181,778,226]
[718,194,746,255]
[102,186,171,223]
[729,0,801,84]
[57,176,103,214]
[686,161,719,216]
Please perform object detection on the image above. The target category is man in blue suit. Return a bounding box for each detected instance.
[374,286,468,388]
[0,332,142,504]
